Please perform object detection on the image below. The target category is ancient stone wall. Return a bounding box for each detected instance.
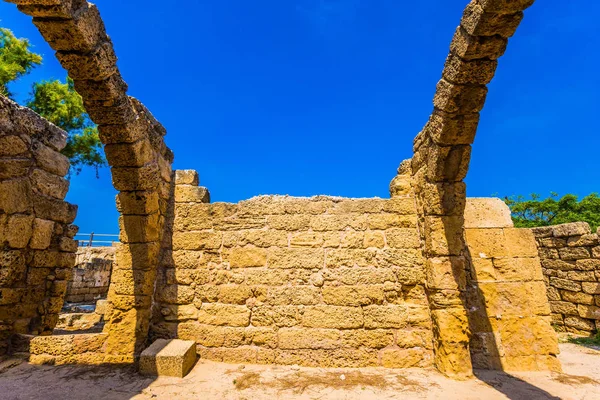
[6,0,175,361]
[149,171,435,368]
[64,246,114,303]
[532,222,600,334]
[464,199,559,371]
[0,96,78,355]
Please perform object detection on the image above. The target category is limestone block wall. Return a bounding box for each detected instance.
[464,199,560,372]
[65,246,114,303]
[532,222,600,334]
[0,96,78,355]
[150,171,434,368]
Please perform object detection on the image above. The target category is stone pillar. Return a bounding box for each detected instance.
[464,198,560,372]
[406,0,537,378]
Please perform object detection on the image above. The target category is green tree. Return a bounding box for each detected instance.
[0,27,42,98]
[27,78,105,175]
[504,193,600,231]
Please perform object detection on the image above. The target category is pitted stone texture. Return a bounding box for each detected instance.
[140,339,197,378]
[464,198,513,229]
[533,222,600,335]
[1,97,78,354]
[150,194,433,369]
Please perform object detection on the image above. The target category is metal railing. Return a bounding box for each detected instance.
[75,233,119,247]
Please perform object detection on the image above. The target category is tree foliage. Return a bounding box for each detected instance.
[504,193,600,231]
[27,78,105,175]
[0,27,42,98]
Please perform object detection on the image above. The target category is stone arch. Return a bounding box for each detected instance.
[5,0,175,362]
[407,0,537,378]
[4,0,552,376]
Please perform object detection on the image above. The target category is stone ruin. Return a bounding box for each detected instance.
[0,0,564,380]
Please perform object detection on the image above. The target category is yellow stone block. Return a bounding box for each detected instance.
[197,303,250,327]
[228,247,267,268]
[322,285,385,306]
[380,348,429,368]
[279,328,340,349]
[341,329,394,349]
[302,305,363,329]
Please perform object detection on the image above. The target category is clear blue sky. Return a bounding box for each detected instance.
[2,0,598,235]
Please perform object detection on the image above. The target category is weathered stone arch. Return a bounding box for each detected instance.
[407,0,537,379]
[4,0,174,362]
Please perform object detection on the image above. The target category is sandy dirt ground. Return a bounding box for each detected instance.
[0,343,599,400]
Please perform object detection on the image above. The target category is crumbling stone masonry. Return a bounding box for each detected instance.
[64,246,114,303]
[0,96,78,355]
[1,0,560,379]
[4,0,175,363]
[533,223,600,334]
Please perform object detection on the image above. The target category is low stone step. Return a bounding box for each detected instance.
[139,339,197,378]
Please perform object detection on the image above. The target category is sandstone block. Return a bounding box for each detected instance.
[29,218,54,250]
[426,256,467,291]
[197,304,250,327]
[552,222,592,237]
[139,339,197,378]
[433,79,488,114]
[559,247,591,261]
[461,1,524,38]
[0,135,29,156]
[111,163,160,191]
[251,305,301,327]
[310,214,367,231]
[33,195,77,224]
[561,290,594,306]
[266,286,320,305]
[268,248,324,269]
[0,179,32,214]
[582,282,600,295]
[426,111,480,147]
[385,228,420,248]
[443,53,498,85]
[279,328,340,350]
[172,231,221,251]
[161,304,198,322]
[174,170,199,185]
[175,185,210,203]
[6,214,34,249]
[341,329,395,349]
[229,247,267,268]
[420,181,467,216]
[32,142,70,177]
[380,348,429,368]
[577,304,600,320]
[564,316,596,332]
[33,4,107,52]
[425,216,465,256]
[479,0,536,14]
[302,305,363,329]
[322,285,385,306]
[464,198,513,228]
[450,27,508,60]
[55,39,117,79]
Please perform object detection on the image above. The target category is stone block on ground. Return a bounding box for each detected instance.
[139,339,197,378]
